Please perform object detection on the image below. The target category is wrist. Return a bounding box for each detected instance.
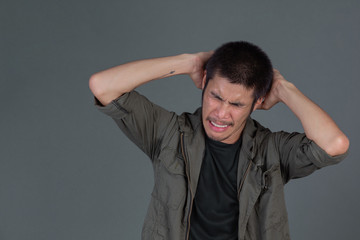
[172,53,195,75]
[277,80,297,103]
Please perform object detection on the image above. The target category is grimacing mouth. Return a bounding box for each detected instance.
[206,116,234,127]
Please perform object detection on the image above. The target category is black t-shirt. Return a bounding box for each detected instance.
[189,135,242,240]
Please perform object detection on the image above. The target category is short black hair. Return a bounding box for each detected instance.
[204,41,273,100]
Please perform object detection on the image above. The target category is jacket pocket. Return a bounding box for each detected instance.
[152,148,187,210]
[259,164,289,234]
[261,164,281,192]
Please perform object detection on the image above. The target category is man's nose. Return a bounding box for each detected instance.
[216,102,230,119]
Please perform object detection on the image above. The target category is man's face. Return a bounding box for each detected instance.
[201,73,262,144]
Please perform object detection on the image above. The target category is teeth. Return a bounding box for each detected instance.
[211,121,228,128]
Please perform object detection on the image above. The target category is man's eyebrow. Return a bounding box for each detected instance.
[210,91,246,106]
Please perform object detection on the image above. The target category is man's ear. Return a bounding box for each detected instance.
[253,97,265,110]
[201,70,207,90]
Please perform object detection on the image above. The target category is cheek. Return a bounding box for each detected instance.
[203,99,216,114]
[233,110,249,123]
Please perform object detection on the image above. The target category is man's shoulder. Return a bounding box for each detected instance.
[178,107,202,133]
[244,118,273,139]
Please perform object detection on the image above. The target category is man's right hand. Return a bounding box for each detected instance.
[189,51,214,89]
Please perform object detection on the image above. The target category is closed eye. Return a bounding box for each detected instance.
[230,102,245,108]
[211,92,223,101]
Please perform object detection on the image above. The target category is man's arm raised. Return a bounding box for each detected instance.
[89,52,213,106]
[257,69,349,157]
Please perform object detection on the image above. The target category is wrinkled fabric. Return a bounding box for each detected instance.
[95,91,347,240]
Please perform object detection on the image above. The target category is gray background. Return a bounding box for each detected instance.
[1,0,359,239]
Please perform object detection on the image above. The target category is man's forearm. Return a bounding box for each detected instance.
[277,80,349,156]
[89,54,194,105]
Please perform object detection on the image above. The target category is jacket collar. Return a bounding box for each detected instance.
[178,107,261,194]
[180,108,259,156]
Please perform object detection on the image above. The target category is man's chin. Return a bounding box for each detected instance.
[206,132,227,143]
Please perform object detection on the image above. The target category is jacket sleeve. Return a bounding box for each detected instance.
[94,91,178,161]
[274,131,348,183]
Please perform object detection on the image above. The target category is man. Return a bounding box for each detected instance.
[89,41,349,240]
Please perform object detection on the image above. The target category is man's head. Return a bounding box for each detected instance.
[204,41,273,100]
[201,41,273,144]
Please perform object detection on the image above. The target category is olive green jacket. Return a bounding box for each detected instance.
[96,91,346,240]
